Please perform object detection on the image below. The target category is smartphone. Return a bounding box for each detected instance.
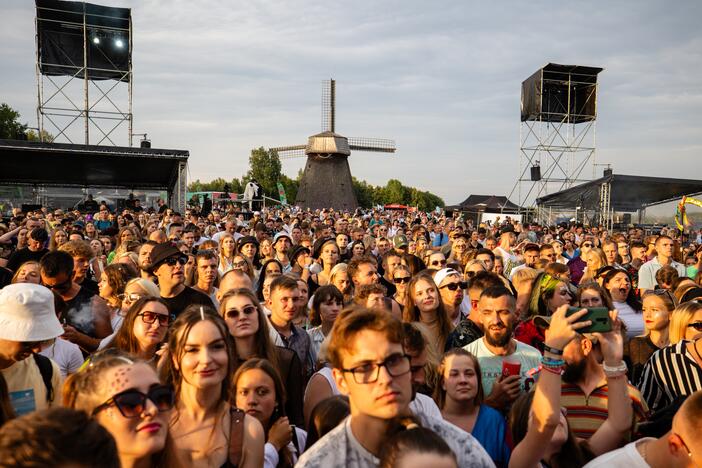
[566,307,612,333]
[502,360,521,378]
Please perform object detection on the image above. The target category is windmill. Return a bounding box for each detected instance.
[270,79,396,210]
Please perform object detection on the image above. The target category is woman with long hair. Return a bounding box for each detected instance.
[626,289,676,383]
[218,233,237,276]
[668,299,702,344]
[312,238,340,286]
[98,263,138,340]
[219,289,304,427]
[602,268,642,338]
[161,306,265,467]
[509,306,632,468]
[329,263,353,305]
[49,228,68,251]
[10,260,41,284]
[233,358,307,468]
[109,227,139,264]
[515,273,573,352]
[260,238,274,262]
[575,282,614,311]
[580,248,607,285]
[105,297,172,362]
[391,264,412,309]
[403,272,453,367]
[63,351,174,468]
[434,349,510,467]
[307,285,343,364]
[232,254,255,283]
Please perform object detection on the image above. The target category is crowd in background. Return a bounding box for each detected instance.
[1,197,702,467]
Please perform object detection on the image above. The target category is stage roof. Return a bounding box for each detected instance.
[0,140,188,191]
[535,174,702,212]
[448,194,521,213]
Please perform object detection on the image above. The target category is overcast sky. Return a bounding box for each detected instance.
[2,0,701,208]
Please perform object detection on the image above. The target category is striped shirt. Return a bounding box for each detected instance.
[638,340,702,414]
[560,380,648,439]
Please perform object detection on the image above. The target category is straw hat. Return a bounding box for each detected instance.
[0,284,64,342]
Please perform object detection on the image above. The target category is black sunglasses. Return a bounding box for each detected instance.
[163,255,187,267]
[431,259,447,266]
[92,385,175,418]
[582,243,593,247]
[441,281,467,291]
[393,276,411,284]
[224,304,258,319]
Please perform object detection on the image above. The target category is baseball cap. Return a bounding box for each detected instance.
[393,235,408,248]
[434,268,461,287]
[0,284,64,342]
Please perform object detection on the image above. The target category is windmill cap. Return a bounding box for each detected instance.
[0,284,64,342]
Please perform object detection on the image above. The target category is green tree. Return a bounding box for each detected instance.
[0,103,27,139]
[26,128,55,142]
[245,147,282,197]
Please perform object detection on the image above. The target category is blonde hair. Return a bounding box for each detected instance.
[512,267,539,291]
[125,277,160,297]
[669,301,702,344]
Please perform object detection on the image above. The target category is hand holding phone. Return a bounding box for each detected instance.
[566,307,612,333]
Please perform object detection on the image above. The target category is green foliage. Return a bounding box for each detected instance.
[279,174,299,204]
[0,103,27,139]
[245,147,282,197]
[26,128,55,142]
[187,177,242,193]
[352,178,444,210]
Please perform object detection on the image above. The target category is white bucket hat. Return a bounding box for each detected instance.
[0,283,64,342]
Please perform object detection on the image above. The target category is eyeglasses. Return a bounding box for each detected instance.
[431,259,447,267]
[118,292,144,303]
[92,385,175,418]
[137,311,173,326]
[393,276,411,284]
[341,353,411,384]
[44,276,73,292]
[232,261,248,269]
[441,281,467,291]
[582,243,593,247]
[224,304,257,319]
[162,255,187,267]
[687,321,702,331]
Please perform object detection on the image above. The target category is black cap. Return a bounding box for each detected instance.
[289,245,311,264]
[148,242,184,272]
[500,224,515,235]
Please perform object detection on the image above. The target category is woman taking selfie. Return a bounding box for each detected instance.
[162,306,265,467]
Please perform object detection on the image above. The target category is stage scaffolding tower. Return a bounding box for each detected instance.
[506,63,603,219]
[35,0,133,146]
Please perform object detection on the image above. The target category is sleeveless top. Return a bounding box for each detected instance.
[221,408,245,468]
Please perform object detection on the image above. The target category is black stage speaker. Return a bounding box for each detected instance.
[530,166,542,181]
[623,213,632,224]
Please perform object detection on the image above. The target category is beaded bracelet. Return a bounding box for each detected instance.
[540,365,564,376]
[542,356,565,367]
[603,360,628,378]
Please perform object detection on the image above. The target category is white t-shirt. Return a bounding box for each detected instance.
[464,338,542,395]
[583,439,652,467]
[614,301,644,339]
[40,339,84,377]
[1,357,62,416]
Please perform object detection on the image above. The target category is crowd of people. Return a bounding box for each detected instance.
[1,198,702,468]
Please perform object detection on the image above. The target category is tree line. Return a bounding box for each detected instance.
[188,147,445,211]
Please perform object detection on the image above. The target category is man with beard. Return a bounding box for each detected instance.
[137,240,157,280]
[557,331,648,439]
[464,286,541,412]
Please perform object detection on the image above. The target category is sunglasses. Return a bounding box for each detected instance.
[393,276,411,284]
[431,260,447,267]
[92,385,175,418]
[441,281,467,291]
[137,311,173,326]
[163,255,187,267]
[118,292,144,303]
[224,304,257,319]
[44,276,73,292]
[582,243,593,247]
[687,322,702,331]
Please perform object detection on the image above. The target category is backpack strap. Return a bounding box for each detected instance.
[32,353,54,403]
[228,407,245,467]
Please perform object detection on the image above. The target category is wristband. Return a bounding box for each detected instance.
[603,360,627,378]
[543,344,563,356]
[541,357,565,368]
[541,365,564,376]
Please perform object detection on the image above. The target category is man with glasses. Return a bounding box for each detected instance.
[435,268,466,327]
[297,308,493,468]
[149,242,213,317]
[639,235,686,293]
[40,251,112,353]
[585,389,702,467]
[0,283,64,415]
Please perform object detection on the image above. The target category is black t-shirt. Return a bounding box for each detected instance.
[83,200,99,212]
[161,286,214,317]
[80,277,99,296]
[379,275,397,296]
[6,248,49,272]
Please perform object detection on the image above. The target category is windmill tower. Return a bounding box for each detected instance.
[270,79,396,210]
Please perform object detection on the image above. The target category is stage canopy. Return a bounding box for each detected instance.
[0,139,189,210]
[448,194,521,213]
[535,173,702,212]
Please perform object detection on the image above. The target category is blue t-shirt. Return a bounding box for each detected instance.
[472,404,511,468]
